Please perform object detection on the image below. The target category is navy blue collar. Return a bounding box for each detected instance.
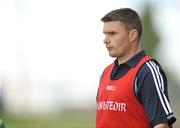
[114,50,146,67]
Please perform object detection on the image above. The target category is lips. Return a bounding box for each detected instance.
[106,47,113,50]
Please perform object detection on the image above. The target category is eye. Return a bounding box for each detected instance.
[108,32,116,36]
[103,31,117,36]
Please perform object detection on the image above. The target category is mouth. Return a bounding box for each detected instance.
[106,47,113,51]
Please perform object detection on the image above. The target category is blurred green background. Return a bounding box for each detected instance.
[0,0,179,127]
[1,110,96,128]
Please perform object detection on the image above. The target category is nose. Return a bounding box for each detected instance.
[104,35,110,44]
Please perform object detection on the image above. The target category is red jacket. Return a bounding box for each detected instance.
[96,56,152,128]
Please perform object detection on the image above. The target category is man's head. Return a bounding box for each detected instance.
[101,8,142,41]
[101,8,142,60]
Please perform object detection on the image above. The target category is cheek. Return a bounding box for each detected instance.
[115,37,128,48]
[115,37,130,53]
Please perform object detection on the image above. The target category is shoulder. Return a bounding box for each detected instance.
[137,59,166,80]
[103,63,114,74]
[136,59,176,126]
[105,63,114,70]
[135,59,168,99]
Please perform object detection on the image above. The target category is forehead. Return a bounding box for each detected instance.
[103,21,126,32]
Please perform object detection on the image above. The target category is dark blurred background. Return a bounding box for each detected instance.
[0,0,179,127]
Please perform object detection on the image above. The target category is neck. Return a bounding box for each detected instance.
[118,48,141,65]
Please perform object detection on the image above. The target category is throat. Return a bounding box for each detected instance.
[118,59,126,65]
[117,49,141,65]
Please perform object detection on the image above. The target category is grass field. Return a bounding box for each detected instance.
[1,111,96,128]
[1,109,179,128]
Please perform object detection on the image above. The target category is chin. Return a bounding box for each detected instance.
[109,53,117,58]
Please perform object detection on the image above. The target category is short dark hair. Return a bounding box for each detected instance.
[101,8,142,41]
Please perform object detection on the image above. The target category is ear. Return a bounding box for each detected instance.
[129,29,138,42]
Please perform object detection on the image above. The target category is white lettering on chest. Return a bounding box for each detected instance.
[106,85,116,91]
[97,101,127,112]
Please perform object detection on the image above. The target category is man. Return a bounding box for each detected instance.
[96,8,176,128]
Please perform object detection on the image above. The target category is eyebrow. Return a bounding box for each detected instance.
[103,31,117,34]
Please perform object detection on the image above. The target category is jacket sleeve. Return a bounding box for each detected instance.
[136,60,176,127]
